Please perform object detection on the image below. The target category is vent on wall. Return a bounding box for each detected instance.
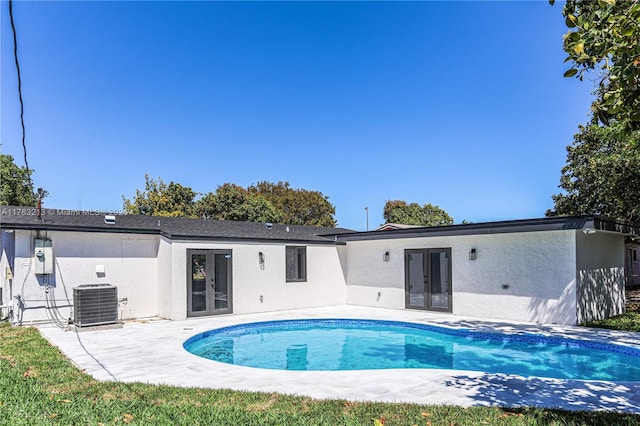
[73,284,118,327]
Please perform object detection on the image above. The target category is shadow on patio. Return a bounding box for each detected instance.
[444,372,640,413]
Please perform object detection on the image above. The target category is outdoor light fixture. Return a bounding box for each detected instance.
[383,251,390,262]
[95,265,105,276]
[469,248,477,260]
[259,252,265,269]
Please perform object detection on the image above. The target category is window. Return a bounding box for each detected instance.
[286,246,307,282]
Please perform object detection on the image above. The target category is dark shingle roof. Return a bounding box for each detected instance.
[0,206,353,244]
[5,207,636,244]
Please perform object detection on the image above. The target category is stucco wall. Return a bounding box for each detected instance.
[156,237,173,319]
[0,230,16,318]
[576,231,625,324]
[5,222,625,326]
[169,241,347,320]
[10,230,160,324]
[345,230,579,325]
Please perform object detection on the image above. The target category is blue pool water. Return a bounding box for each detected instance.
[183,319,640,380]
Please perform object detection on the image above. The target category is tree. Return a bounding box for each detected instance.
[547,123,640,223]
[123,175,197,217]
[248,181,337,227]
[123,177,336,225]
[194,183,282,223]
[0,153,37,206]
[383,200,454,227]
[551,0,640,130]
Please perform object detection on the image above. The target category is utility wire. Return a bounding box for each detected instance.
[8,0,31,182]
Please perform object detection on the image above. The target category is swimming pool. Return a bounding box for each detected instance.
[183,319,640,381]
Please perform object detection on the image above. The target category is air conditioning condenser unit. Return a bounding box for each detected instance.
[73,284,118,327]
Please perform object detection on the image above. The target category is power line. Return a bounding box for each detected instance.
[8,0,31,183]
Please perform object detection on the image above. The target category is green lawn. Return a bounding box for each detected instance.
[1,323,639,425]
[583,303,640,332]
[583,312,640,332]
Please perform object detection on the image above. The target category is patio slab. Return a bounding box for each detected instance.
[37,305,640,414]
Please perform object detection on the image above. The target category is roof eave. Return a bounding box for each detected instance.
[166,234,346,245]
[332,215,640,242]
[1,222,162,236]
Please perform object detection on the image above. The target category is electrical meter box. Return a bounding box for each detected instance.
[34,239,53,275]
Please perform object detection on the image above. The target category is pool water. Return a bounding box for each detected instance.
[183,319,640,381]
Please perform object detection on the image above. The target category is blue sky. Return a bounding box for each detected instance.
[1,1,594,230]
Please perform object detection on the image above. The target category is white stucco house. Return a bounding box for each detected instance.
[1,206,637,326]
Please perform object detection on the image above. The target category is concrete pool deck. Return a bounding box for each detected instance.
[37,306,640,414]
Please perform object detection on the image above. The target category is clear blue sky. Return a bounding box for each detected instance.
[1,1,594,230]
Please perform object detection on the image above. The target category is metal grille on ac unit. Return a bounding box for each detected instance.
[73,284,118,327]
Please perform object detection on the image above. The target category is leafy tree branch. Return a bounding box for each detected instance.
[551,0,640,129]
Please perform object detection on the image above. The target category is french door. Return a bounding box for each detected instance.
[405,248,452,312]
[187,249,232,317]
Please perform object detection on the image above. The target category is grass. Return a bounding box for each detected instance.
[583,302,640,332]
[1,323,640,425]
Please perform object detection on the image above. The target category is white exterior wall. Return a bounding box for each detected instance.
[345,230,579,325]
[0,230,16,318]
[156,237,173,319]
[343,238,406,309]
[168,241,347,320]
[4,222,626,326]
[576,231,625,324]
[10,230,160,324]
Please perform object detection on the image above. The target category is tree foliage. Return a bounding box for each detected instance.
[248,181,337,227]
[383,200,454,227]
[552,0,640,129]
[0,154,38,207]
[123,175,197,217]
[123,178,334,225]
[194,183,282,223]
[547,124,640,223]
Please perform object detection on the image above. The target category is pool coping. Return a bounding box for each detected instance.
[37,305,640,414]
